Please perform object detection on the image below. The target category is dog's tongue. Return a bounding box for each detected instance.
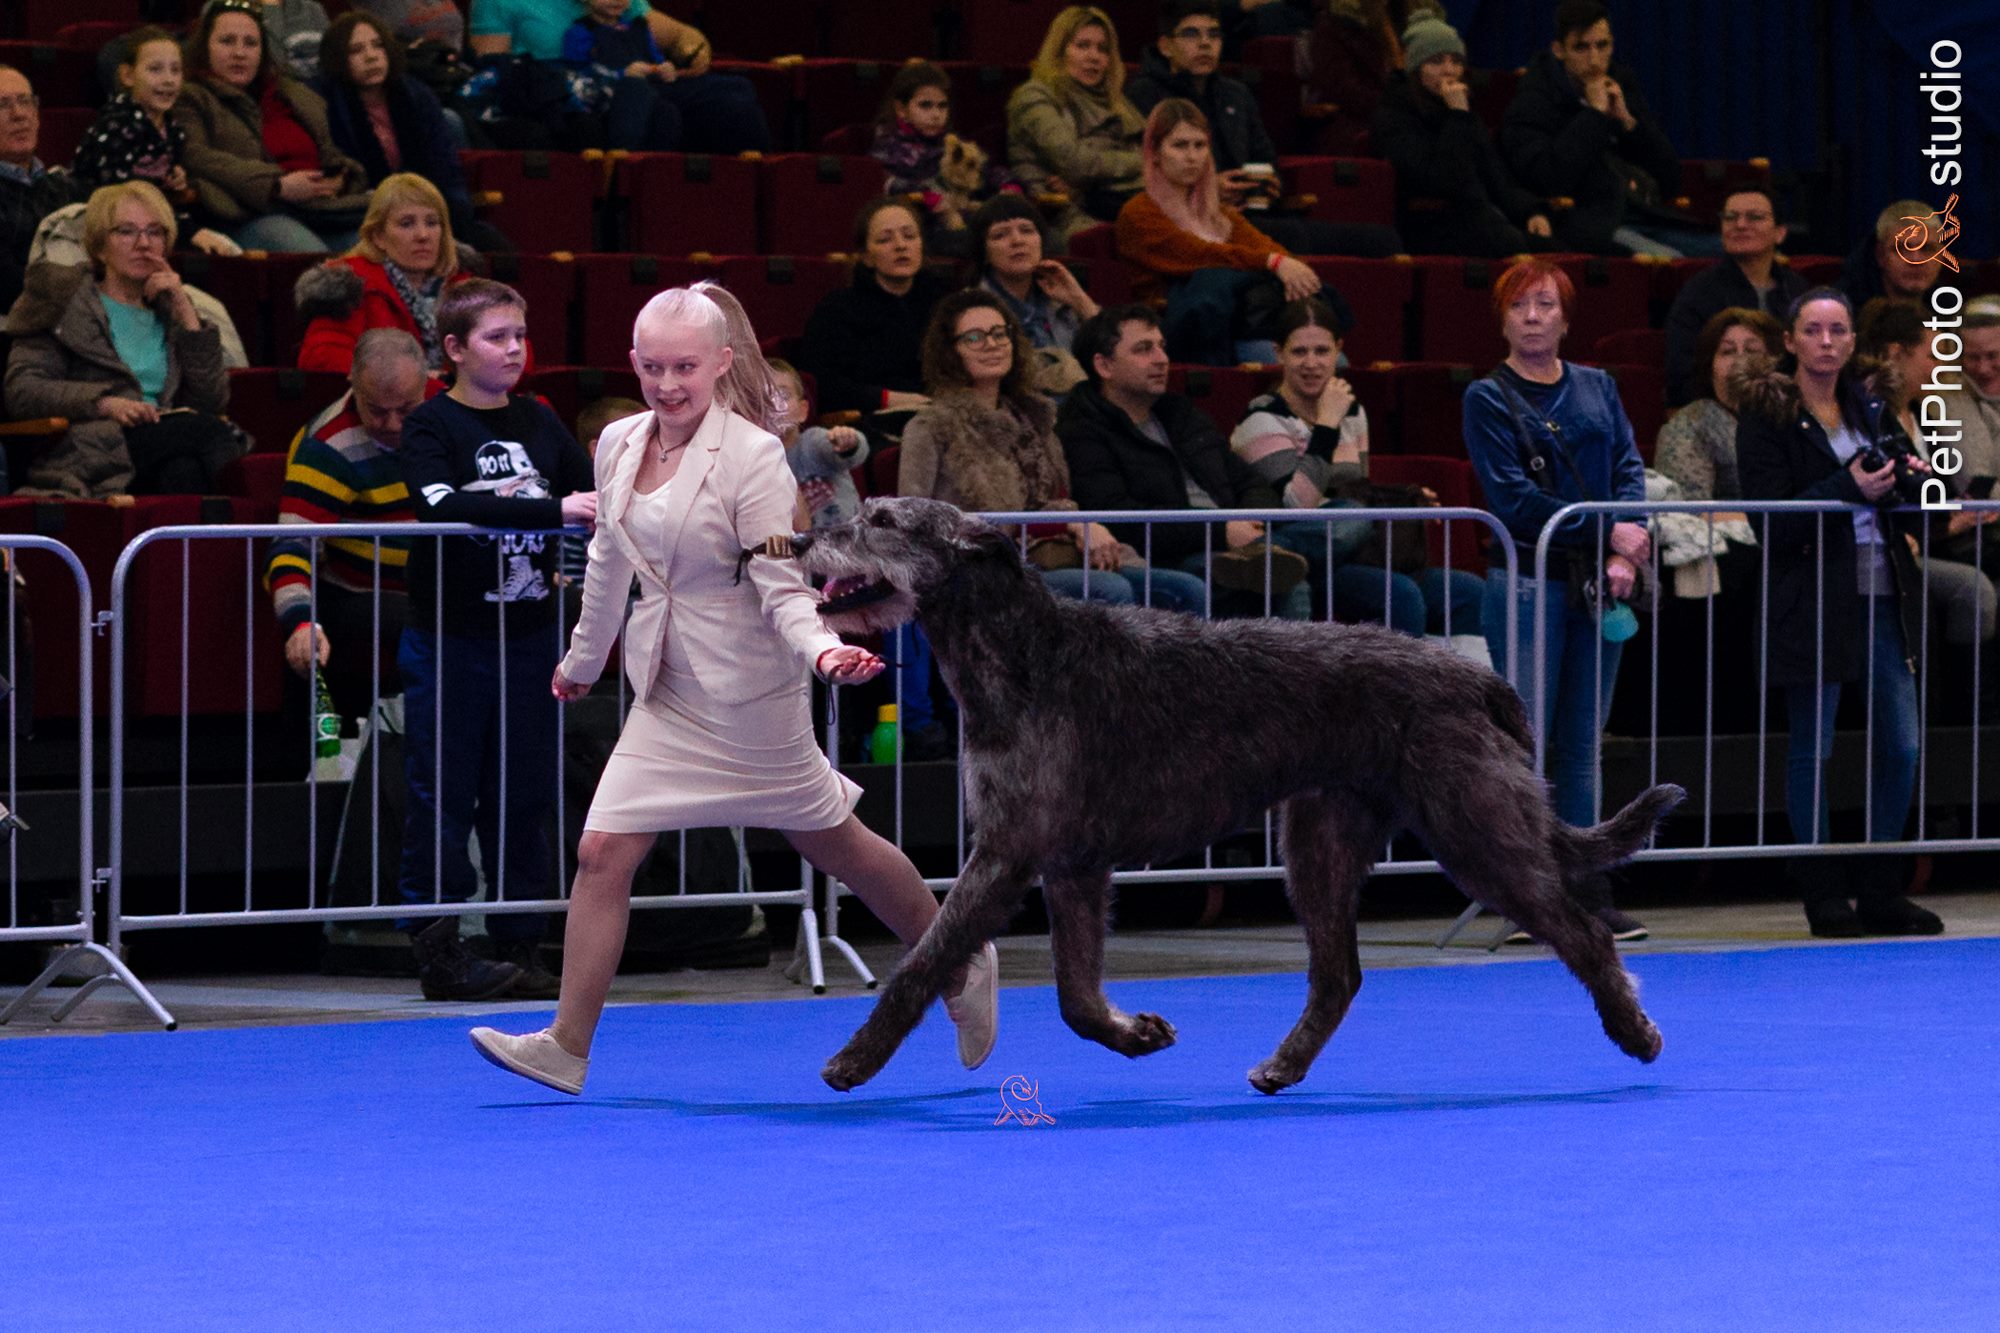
[820,576,866,602]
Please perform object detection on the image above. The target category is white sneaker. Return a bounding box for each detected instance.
[469,1026,588,1095]
[943,942,1000,1071]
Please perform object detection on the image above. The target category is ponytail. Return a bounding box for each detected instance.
[694,280,790,436]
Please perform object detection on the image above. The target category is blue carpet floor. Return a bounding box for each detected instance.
[4,940,1998,1332]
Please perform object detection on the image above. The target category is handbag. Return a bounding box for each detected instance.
[1339,481,1431,575]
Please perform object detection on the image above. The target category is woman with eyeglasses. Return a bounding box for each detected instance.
[174,0,370,253]
[4,182,238,498]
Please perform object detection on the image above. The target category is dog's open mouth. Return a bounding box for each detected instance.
[818,574,896,614]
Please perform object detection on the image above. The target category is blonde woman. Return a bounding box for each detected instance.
[1006,5,1145,239]
[470,283,999,1095]
[294,172,467,371]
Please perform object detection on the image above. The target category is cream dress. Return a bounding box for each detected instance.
[582,479,863,834]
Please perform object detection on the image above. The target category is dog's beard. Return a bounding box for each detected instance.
[819,588,919,636]
[805,542,922,634]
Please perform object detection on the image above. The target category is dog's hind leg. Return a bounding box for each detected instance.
[821,848,1032,1092]
[1046,871,1178,1058]
[1248,790,1387,1095]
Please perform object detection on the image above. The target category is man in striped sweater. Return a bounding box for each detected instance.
[263,328,438,722]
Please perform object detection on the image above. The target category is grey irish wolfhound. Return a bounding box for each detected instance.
[791,497,1683,1094]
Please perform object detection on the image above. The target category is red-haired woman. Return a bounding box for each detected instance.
[1462,258,1650,941]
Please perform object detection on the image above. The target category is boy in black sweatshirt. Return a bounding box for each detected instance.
[396,279,598,1001]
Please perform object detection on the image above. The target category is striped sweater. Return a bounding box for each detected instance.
[263,389,423,637]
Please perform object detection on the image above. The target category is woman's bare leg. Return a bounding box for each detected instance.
[548,829,656,1057]
[785,815,971,992]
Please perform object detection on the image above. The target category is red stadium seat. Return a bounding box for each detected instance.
[225,368,350,454]
[1677,158,1773,224]
[19,0,138,44]
[52,21,144,53]
[482,251,578,369]
[793,60,897,151]
[573,254,710,367]
[1345,362,1398,451]
[864,442,900,499]
[712,254,849,345]
[1548,255,1653,359]
[1653,256,1712,312]
[710,60,798,151]
[613,151,760,256]
[35,105,94,168]
[1066,224,1135,306]
[1409,257,1509,365]
[0,41,96,105]
[1593,328,1667,365]
[701,0,823,61]
[216,452,288,518]
[1239,37,1304,156]
[0,499,139,720]
[952,0,1072,64]
[1168,364,1275,435]
[521,367,646,436]
[1304,257,1415,364]
[757,154,888,254]
[931,63,1028,158]
[460,150,603,256]
[825,2,940,60]
[1280,157,1396,230]
[1784,254,1844,288]
[174,251,273,363]
[1368,454,1487,573]
[1594,363,1667,463]
[123,497,286,718]
[1381,361,1482,458]
[258,250,323,367]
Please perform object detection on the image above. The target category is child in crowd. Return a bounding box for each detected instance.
[869,61,1021,254]
[562,0,679,150]
[395,278,597,1004]
[769,359,869,530]
[560,394,645,586]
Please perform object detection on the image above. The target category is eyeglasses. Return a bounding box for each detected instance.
[1172,25,1223,42]
[0,94,40,116]
[955,326,1012,348]
[109,223,171,244]
[1720,210,1773,224]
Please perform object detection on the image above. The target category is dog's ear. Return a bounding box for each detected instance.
[953,523,1022,565]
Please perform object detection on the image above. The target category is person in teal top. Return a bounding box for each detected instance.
[99,293,170,403]
[466,0,767,153]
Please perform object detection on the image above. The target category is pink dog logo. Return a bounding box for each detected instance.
[1894,194,1962,274]
[994,1075,1056,1126]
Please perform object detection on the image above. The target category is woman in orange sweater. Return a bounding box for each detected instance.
[1114,98,1325,366]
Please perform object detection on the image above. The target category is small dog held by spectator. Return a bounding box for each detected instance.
[930,133,989,232]
[792,498,1682,1093]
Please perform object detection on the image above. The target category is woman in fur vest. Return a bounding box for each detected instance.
[1735,285,1943,939]
[294,173,472,372]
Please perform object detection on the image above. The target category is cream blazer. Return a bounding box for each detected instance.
[558,403,843,706]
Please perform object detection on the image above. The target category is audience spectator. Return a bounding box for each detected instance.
[563,0,684,151]
[1736,285,1939,938]
[1462,258,1648,941]
[1961,297,2000,498]
[1058,303,1311,617]
[469,0,768,154]
[767,359,868,532]
[1652,307,1778,592]
[561,393,645,586]
[1117,99,1325,366]
[1007,6,1146,241]
[905,289,1206,612]
[356,0,466,50]
[257,0,332,81]
[1129,1,1398,259]
[870,62,1022,255]
[1371,15,1556,258]
[265,327,437,722]
[396,277,597,1001]
[71,28,240,261]
[1856,296,1998,660]
[1232,297,1483,639]
[970,193,1097,396]
[176,0,370,254]
[4,183,237,498]
[798,198,949,426]
[314,13,509,255]
[1842,197,1951,307]
[1302,0,1443,156]
[1500,0,1707,258]
[1,64,86,316]
[1661,189,1809,407]
[295,173,472,373]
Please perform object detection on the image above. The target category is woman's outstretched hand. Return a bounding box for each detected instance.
[817,645,885,685]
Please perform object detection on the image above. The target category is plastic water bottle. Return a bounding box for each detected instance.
[313,668,341,760]
[869,704,901,765]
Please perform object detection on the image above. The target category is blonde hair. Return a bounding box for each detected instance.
[353,173,458,278]
[1875,198,1939,242]
[1029,6,1142,131]
[82,181,178,274]
[632,282,791,435]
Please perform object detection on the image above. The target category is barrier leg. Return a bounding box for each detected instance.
[0,943,177,1030]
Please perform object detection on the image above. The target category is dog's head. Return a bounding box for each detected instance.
[793,496,1021,634]
[938,134,986,192]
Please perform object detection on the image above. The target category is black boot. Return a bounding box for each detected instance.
[1793,857,1862,938]
[410,917,521,1001]
[494,940,561,1000]
[1853,854,1945,936]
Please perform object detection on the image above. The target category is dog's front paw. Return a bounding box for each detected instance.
[821,1046,878,1092]
[1614,1018,1663,1064]
[1111,1011,1178,1058]
[1247,1056,1305,1095]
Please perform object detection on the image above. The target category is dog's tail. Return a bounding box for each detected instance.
[1551,784,1686,875]
[1483,673,1535,757]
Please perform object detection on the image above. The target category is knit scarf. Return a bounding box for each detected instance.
[385,262,445,367]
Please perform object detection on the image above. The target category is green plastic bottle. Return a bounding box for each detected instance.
[869,703,901,765]
[312,668,341,761]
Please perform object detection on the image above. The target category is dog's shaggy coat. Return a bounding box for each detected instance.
[796,498,1682,1093]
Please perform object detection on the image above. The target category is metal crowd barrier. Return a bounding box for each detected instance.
[0,537,171,1029]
